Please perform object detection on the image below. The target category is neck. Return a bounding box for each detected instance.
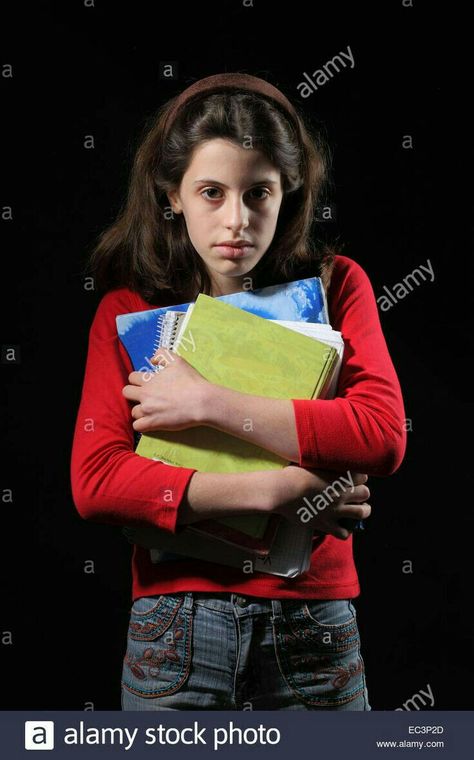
[209,275,246,298]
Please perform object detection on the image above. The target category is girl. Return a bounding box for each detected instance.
[70,72,407,711]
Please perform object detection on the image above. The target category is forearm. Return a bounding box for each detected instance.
[177,469,279,526]
[201,384,300,463]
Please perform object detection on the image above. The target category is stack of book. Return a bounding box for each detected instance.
[116,277,344,578]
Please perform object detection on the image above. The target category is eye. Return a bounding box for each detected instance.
[248,187,270,200]
[200,187,270,201]
[201,187,223,200]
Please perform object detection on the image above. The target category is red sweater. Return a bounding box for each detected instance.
[70,254,407,600]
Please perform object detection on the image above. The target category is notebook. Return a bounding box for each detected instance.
[140,308,345,573]
[136,294,341,473]
[116,275,330,376]
[133,294,343,565]
[123,516,315,579]
[116,276,345,576]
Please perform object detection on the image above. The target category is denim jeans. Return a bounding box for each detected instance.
[121,591,371,710]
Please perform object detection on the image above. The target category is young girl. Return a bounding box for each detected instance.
[70,72,407,711]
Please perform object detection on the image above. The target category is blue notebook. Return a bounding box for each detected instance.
[116,276,330,375]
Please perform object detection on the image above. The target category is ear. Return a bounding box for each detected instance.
[167,190,182,214]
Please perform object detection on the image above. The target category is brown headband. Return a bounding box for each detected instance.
[161,72,301,139]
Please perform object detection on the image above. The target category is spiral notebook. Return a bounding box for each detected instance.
[117,276,344,577]
[116,275,330,375]
[141,304,283,557]
[133,295,344,576]
[158,310,188,353]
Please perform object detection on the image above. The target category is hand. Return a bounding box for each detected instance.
[273,466,371,540]
[122,350,212,433]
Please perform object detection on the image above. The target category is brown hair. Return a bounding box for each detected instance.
[84,84,341,303]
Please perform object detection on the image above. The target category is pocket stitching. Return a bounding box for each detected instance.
[272,617,365,707]
[129,597,183,641]
[122,605,193,699]
[302,600,356,628]
[131,595,166,616]
[271,618,365,707]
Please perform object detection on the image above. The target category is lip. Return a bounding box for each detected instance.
[214,245,253,258]
[216,240,253,247]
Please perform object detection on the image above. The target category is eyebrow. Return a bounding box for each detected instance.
[192,178,279,187]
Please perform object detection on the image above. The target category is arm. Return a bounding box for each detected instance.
[70,289,280,533]
[70,289,197,535]
[176,470,279,525]
[200,387,300,463]
[291,257,407,476]
[199,256,407,477]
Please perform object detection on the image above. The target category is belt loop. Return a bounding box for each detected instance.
[271,598,283,619]
[183,591,193,611]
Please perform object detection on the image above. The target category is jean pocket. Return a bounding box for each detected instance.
[303,598,357,632]
[130,595,166,617]
[272,599,365,708]
[122,594,192,699]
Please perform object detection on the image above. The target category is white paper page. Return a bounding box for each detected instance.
[145,518,313,578]
[269,319,345,399]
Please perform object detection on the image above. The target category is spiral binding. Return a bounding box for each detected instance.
[152,311,185,371]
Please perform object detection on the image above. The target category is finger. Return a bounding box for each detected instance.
[130,404,144,420]
[351,472,369,485]
[128,371,151,384]
[346,484,370,501]
[132,417,149,432]
[151,348,174,366]
[340,503,371,520]
[122,385,142,401]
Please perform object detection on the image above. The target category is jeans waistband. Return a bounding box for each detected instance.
[185,591,287,617]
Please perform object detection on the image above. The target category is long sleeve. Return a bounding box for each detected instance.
[70,288,198,533]
[291,256,407,476]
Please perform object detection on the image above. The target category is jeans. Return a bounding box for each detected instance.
[121,591,371,710]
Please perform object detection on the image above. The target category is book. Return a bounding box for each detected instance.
[136,294,340,471]
[123,515,315,579]
[143,312,344,575]
[133,294,341,559]
[116,275,330,376]
[133,307,283,556]
[116,276,331,553]
[115,276,344,576]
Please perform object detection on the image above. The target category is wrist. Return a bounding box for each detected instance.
[196,381,225,426]
[266,468,293,513]
[195,381,219,425]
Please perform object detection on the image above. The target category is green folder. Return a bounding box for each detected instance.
[135,293,338,539]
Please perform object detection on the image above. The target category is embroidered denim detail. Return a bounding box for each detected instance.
[121,594,371,710]
[122,594,192,699]
[128,595,183,641]
[272,600,365,707]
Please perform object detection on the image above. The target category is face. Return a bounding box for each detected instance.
[167,138,284,296]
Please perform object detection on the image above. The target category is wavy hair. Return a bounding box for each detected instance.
[84,87,342,303]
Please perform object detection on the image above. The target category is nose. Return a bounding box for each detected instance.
[223,194,250,233]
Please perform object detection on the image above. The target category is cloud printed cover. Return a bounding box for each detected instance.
[116,276,329,373]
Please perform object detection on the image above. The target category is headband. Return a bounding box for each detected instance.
[161,72,301,139]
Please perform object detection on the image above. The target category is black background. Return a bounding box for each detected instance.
[1,0,472,710]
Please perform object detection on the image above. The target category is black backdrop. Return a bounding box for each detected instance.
[1,0,472,711]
